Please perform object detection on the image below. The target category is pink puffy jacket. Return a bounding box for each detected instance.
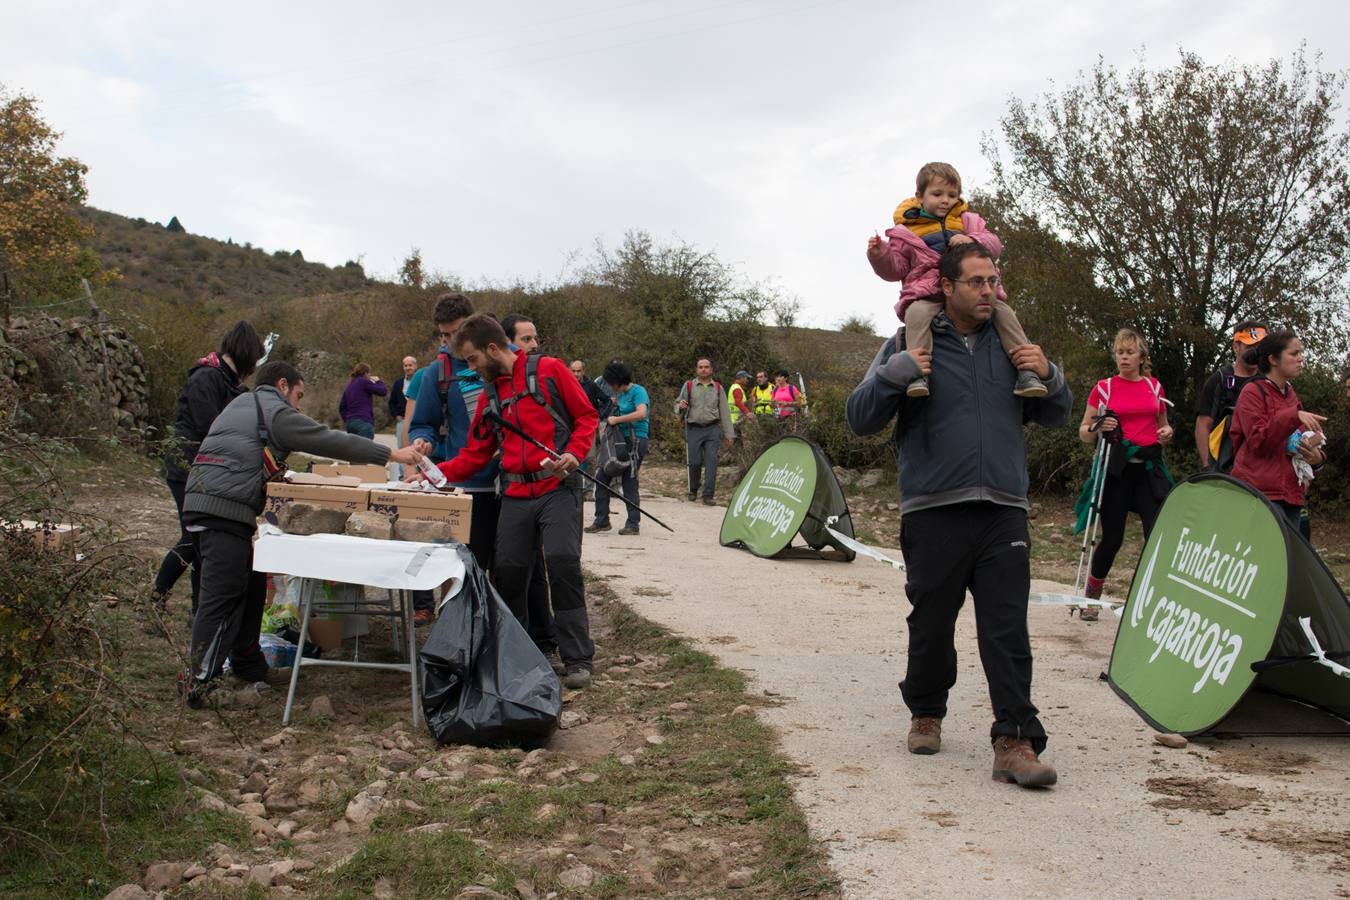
[868,211,1005,318]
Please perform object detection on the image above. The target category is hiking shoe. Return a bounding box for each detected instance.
[702,496,715,507]
[1078,606,1100,622]
[907,717,942,755]
[617,526,639,536]
[687,492,698,502]
[906,377,930,398]
[545,648,566,677]
[232,664,292,686]
[1013,370,1048,398]
[992,736,1057,788]
[562,666,593,690]
[584,522,612,533]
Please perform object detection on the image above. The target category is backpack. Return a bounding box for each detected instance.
[475,354,574,457]
[1206,366,1251,473]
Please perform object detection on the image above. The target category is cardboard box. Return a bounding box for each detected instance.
[6,520,81,553]
[310,463,390,483]
[265,480,371,517]
[368,488,471,542]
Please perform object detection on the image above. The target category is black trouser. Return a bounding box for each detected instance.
[188,529,268,686]
[495,485,591,668]
[899,502,1046,753]
[153,477,200,610]
[685,422,721,499]
[1089,463,1162,581]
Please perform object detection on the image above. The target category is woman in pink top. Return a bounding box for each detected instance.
[1074,329,1175,619]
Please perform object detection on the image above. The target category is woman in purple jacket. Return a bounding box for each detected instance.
[339,362,387,439]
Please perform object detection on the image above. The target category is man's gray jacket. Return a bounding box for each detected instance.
[185,385,390,529]
[846,313,1073,515]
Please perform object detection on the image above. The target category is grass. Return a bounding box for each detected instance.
[303,573,838,898]
[0,741,250,898]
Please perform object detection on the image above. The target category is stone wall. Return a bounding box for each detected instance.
[1,313,150,441]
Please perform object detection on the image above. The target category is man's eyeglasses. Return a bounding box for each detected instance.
[949,276,1001,290]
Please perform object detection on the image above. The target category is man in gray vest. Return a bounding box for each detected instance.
[675,357,734,505]
[181,361,424,707]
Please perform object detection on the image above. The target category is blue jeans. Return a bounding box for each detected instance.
[345,419,374,439]
[593,437,648,530]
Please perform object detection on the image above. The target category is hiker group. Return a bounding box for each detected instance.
[850,160,1335,788]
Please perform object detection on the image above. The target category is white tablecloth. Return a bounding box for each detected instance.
[252,524,465,593]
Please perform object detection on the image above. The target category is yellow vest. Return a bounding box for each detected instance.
[892,196,969,235]
[751,384,775,415]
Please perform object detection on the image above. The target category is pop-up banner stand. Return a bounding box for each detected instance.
[1108,474,1350,735]
[719,436,856,561]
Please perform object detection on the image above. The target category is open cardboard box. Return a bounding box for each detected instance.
[309,462,390,483]
[4,519,81,553]
[264,472,370,517]
[368,486,471,542]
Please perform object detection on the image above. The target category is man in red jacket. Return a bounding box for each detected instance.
[426,314,600,688]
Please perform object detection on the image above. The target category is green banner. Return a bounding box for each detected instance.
[720,436,854,560]
[1109,476,1289,734]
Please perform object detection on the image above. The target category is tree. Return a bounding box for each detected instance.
[398,247,424,288]
[0,85,96,305]
[986,48,1350,407]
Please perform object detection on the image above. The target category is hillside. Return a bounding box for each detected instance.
[80,207,374,308]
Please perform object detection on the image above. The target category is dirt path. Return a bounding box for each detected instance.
[582,493,1350,898]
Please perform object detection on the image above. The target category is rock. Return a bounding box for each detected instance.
[143,861,187,891]
[180,767,209,787]
[264,791,299,814]
[345,510,393,540]
[832,466,855,486]
[522,748,550,766]
[195,790,229,813]
[373,876,397,899]
[292,859,315,871]
[617,755,636,766]
[584,802,608,822]
[297,779,324,804]
[293,829,321,843]
[559,710,588,729]
[309,694,337,718]
[249,816,276,837]
[469,764,504,778]
[346,791,382,825]
[1154,732,1189,749]
[103,885,150,900]
[532,803,560,822]
[455,888,510,899]
[237,801,267,817]
[260,729,294,750]
[669,702,689,711]
[394,519,454,542]
[271,860,296,878]
[644,734,665,746]
[183,864,207,879]
[276,819,298,838]
[383,748,417,772]
[413,766,440,781]
[855,468,885,489]
[412,822,451,834]
[276,503,350,536]
[174,739,203,754]
[727,868,754,889]
[365,779,389,798]
[248,864,276,886]
[557,864,596,890]
[239,772,268,795]
[576,772,600,784]
[732,705,754,717]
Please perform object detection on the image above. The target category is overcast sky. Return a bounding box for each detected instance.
[7,1,1348,331]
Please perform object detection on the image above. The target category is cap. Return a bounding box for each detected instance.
[735,370,750,378]
[1233,326,1268,346]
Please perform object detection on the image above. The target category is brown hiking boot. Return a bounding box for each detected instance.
[906,717,942,755]
[992,736,1057,788]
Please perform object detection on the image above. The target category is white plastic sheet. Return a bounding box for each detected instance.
[252,524,465,593]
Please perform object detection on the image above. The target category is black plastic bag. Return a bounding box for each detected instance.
[420,546,561,746]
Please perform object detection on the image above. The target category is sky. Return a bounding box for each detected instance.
[6,1,1349,331]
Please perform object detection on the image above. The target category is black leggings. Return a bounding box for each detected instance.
[1089,463,1162,581]
[153,477,200,610]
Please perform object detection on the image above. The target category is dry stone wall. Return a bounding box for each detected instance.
[0,312,150,440]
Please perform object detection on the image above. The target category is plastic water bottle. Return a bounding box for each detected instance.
[1286,431,1304,456]
[417,456,448,489]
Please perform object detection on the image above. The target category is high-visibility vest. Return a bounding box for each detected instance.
[728,383,748,423]
[751,384,775,415]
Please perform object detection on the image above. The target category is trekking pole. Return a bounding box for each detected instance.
[1073,435,1107,595]
[1074,408,1117,596]
[482,411,675,533]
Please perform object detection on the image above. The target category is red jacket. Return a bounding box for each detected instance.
[1229,378,1309,506]
[437,352,599,499]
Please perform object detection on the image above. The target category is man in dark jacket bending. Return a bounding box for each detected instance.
[181,361,424,707]
[846,242,1073,788]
